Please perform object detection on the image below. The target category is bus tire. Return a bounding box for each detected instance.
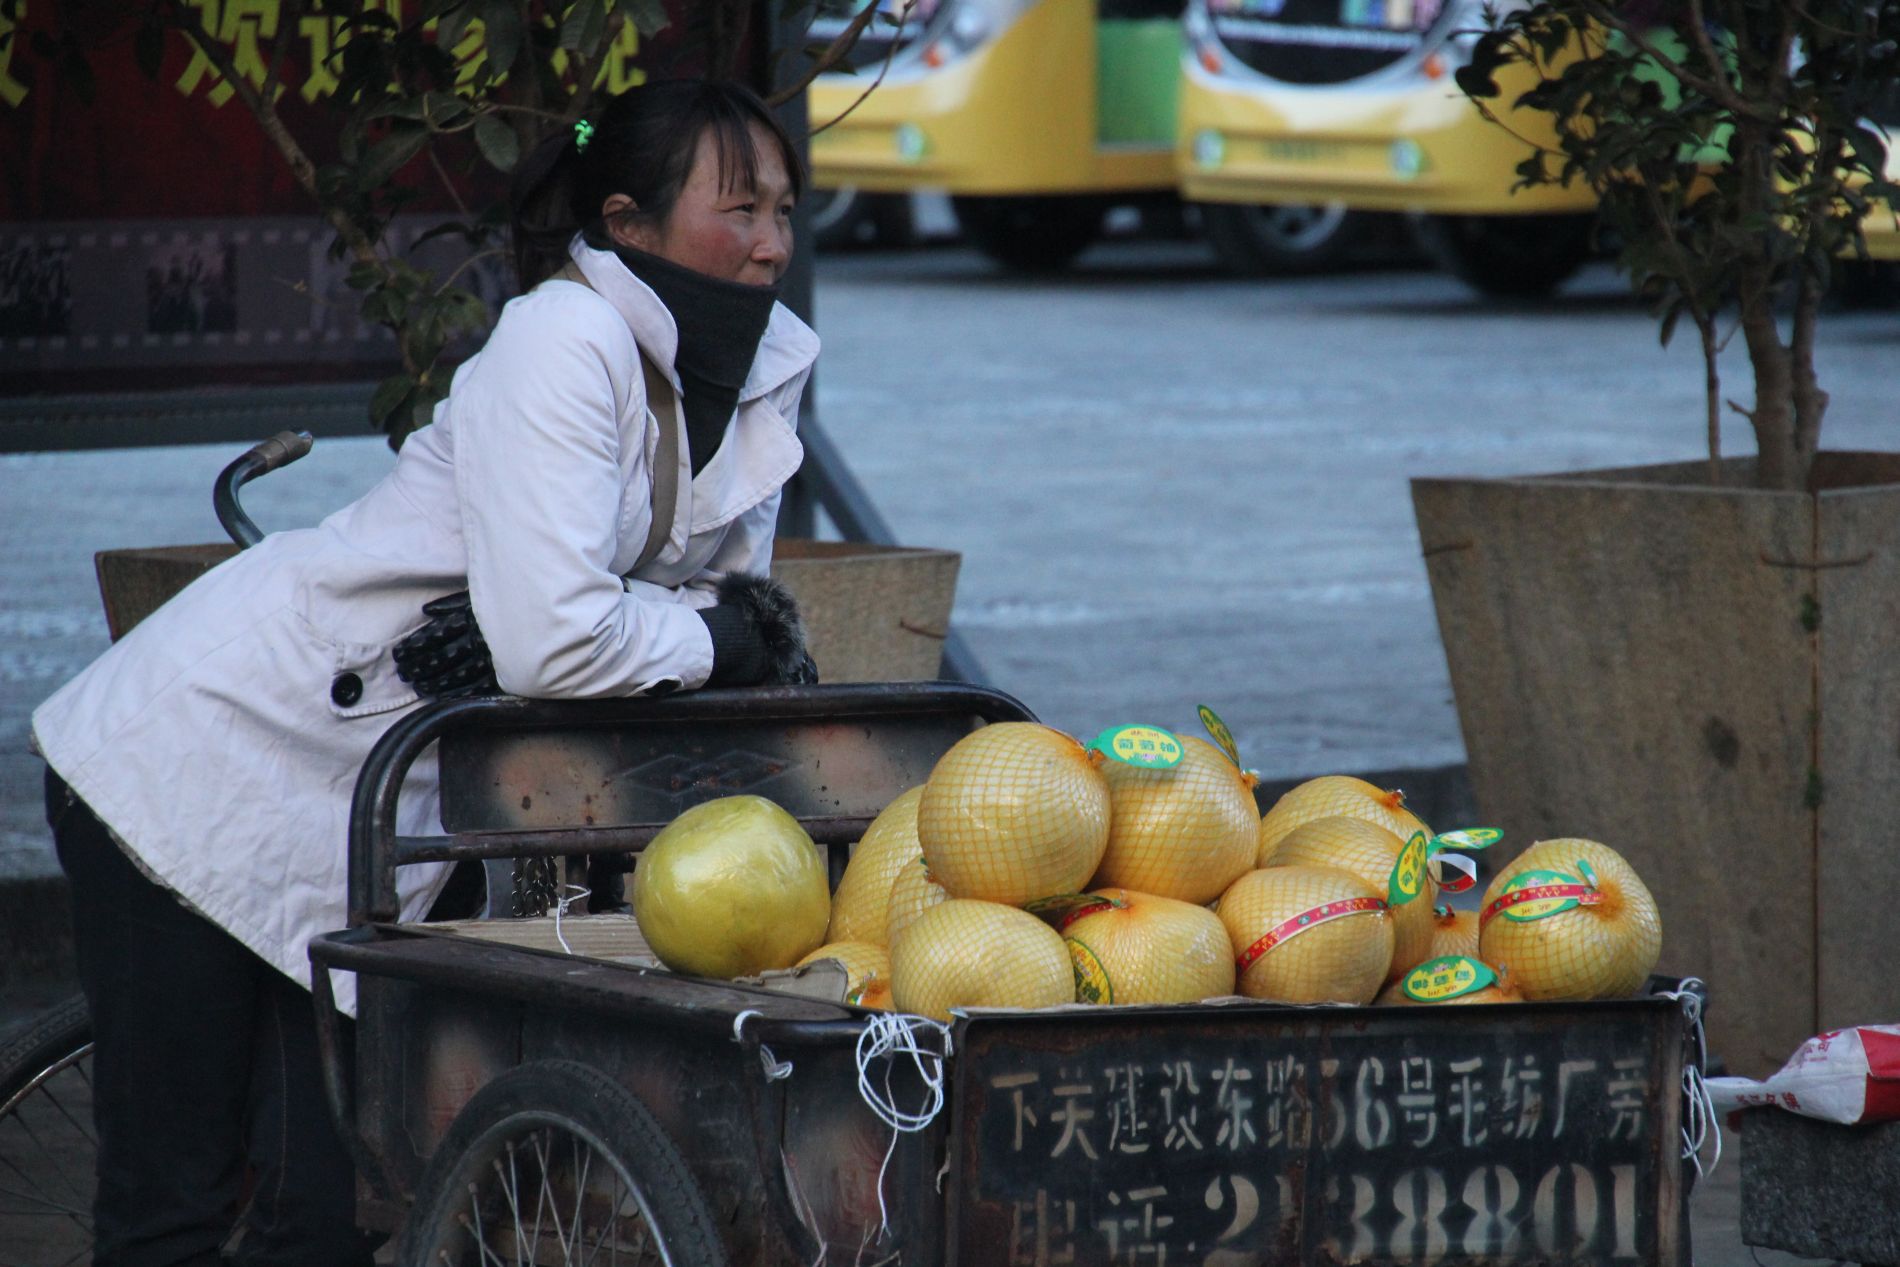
[812,188,915,251]
[1412,213,1595,297]
[952,195,1103,272]
[1198,200,1363,275]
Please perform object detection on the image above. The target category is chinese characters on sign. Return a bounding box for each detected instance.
[960,1010,1675,1267]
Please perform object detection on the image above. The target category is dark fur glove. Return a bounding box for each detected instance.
[697,573,818,687]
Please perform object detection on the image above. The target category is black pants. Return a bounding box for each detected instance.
[47,767,377,1267]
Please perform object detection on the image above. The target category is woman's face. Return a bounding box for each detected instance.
[606,121,795,286]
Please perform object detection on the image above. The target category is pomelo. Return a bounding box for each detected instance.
[1061,888,1236,1005]
[917,723,1111,905]
[1267,815,1434,984]
[796,941,893,1010]
[890,900,1075,1021]
[1258,775,1430,866]
[827,786,924,945]
[1427,906,1480,962]
[631,796,830,979]
[1217,865,1393,1005]
[1092,736,1260,904]
[1479,838,1662,1001]
[884,857,949,948]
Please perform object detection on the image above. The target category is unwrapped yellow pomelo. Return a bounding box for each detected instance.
[1258,776,1430,866]
[1428,906,1480,962]
[1268,816,1433,984]
[1062,888,1235,1004]
[1479,838,1661,1001]
[1217,865,1392,1005]
[885,857,949,947]
[917,723,1111,905]
[796,941,893,1010]
[1092,737,1260,904]
[631,796,829,978]
[890,900,1074,1021]
[828,787,924,945]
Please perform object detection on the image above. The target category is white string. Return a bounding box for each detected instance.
[1658,977,1722,1179]
[551,883,591,956]
[732,1009,795,1081]
[854,1013,953,1240]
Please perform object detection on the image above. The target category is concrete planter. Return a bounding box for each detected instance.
[95,538,960,682]
[1412,453,1900,1077]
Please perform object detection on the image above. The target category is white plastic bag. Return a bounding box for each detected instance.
[1707,1024,1900,1125]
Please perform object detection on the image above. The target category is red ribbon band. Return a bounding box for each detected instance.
[1479,882,1603,927]
[1235,896,1389,970]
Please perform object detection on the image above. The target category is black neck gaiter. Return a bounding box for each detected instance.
[613,245,780,475]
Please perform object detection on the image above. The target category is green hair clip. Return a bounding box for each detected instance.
[573,118,595,153]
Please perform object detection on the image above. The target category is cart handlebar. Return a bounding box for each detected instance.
[214,429,314,547]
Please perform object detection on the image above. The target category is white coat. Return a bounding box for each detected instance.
[31,238,820,1012]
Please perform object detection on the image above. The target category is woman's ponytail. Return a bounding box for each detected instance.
[509,126,587,291]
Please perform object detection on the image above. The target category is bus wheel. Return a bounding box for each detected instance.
[1412,213,1595,297]
[1198,201,1362,275]
[812,188,915,251]
[952,196,1103,272]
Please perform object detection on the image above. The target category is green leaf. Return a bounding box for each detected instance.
[560,0,607,53]
[623,0,670,37]
[479,0,521,74]
[369,374,415,431]
[358,124,430,189]
[473,113,520,172]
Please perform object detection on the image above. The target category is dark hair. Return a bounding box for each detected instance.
[509,80,806,290]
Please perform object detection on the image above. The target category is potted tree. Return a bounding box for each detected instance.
[1411,1,1900,1074]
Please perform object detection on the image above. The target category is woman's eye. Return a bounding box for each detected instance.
[729,202,756,214]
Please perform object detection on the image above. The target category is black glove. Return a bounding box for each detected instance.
[696,573,818,687]
[391,590,501,700]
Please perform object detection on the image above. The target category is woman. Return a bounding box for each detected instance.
[33,80,818,1266]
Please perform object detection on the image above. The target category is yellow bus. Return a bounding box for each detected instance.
[807,0,1185,270]
[1175,0,1600,293]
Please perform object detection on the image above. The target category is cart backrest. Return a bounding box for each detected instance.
[348,682,1036,924]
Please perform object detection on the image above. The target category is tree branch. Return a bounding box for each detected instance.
[807,3,915,137]
[766,0,899,108]
[1576,0,1766,121]
[165,1,380,271]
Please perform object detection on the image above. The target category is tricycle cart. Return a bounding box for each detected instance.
[310,683,1709,1267]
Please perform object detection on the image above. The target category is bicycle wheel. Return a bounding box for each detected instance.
[0,993,96,1266]
[397,1059,725,1267]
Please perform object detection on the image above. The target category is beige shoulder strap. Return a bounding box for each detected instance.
[554,261,680,573]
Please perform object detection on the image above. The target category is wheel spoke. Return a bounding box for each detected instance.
[0,1175,88,1217]
[568,1134,593,1262]
[37,1084,96,1149]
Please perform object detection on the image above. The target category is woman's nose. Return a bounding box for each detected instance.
[752,221,791,273]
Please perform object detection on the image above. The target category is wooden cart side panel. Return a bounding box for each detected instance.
[947,1001,1688,1267]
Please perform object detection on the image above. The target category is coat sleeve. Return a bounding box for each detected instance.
[450,289,714,698]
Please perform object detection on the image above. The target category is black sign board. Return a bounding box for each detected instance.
[948,998,1688,1266]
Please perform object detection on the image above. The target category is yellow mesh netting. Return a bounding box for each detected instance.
[890,899,1075,1021]
[1218,865,1393,1005]
[828,786,925,945]
[917,723,1111,905]
[1479,838,1662,1001]
[1092,736,1260,904]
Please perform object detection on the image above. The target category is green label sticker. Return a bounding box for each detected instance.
[1197,704,1243,770]
[1068,939,1113,1004]
[1403,955,1499,1002]
[1089,724,1185,769]
[1576,857,1600,889]
[1483,868,1604,924]
[1388,831,1430,907]
[1431,827,1503,853]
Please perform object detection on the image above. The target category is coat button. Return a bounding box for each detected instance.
[331,672,363,707]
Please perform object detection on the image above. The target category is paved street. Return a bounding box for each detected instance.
[5,239,1899,883]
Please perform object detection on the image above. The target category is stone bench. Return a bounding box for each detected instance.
[1742,1108,1900,1265]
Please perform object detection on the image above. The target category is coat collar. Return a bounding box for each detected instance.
[567,236,819,404]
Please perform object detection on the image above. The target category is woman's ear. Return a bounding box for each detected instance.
[600,193,652,250]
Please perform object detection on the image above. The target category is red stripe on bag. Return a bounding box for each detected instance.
[1235,896,1388,970]
[1479,883,1602,927]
